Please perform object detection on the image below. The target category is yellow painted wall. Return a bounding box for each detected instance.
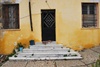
[0,0,100,54]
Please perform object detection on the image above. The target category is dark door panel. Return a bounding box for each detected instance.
[41,10,56,41]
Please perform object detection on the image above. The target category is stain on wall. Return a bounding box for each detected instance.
[0,0,100,54]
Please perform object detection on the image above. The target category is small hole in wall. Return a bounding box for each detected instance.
[45,0,47,3]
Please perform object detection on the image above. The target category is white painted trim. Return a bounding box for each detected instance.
[15,0,22,3]
[90,0,100,2]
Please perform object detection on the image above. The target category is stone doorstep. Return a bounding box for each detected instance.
[15,50,81,58]
[35,41,56,44]
[17,52,79,55]
[22,51,69,53]
[22,48,74,53]
[22,49,75,53]
[29,46,63,49]
[9,52,82,60]
[29,44,63,49]
[31,44,63,46]
[24,48,69,50]
[9,43,82,60]
[9,56,82,60]
[23,49,70,52]
[23,48,70,52]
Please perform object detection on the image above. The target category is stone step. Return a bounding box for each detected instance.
[22,50,71,53]
[16,52,81,57]
[29,44,63,49]
[24,47,70,50]
[22,49,74,53]
[30,47,63,49]
[9,43,82,60]
[35,42,56,44]
[18,51,78,55]
[9,56,82,60]
[23,47,71,51]
[31,44,63,46]
[10,50,81,60]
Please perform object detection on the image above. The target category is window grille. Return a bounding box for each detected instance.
[82,3,97,28]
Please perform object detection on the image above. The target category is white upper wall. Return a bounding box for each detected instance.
[1,0,100,3]
[0,0,22,3]
[15,0,22,3]
[90,0,100,2]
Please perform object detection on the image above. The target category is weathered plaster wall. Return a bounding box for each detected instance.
[0,0,100,54]
[0,0,36,54]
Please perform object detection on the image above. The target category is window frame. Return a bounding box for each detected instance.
[0,4,20,30]
[82,3,99,29]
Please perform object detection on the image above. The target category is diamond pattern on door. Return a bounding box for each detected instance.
[43,13,55,27]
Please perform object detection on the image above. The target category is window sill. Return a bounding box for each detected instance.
[0,29,21,31]
[81,27,100,30]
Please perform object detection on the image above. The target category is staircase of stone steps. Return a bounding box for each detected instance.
[9,42,82,60]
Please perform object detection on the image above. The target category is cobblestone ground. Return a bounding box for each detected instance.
[1,46,100,67]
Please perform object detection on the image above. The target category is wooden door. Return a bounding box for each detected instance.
[41,9,56,41]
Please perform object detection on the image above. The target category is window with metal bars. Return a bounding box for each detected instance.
[82,3,97,28]
[0,4,19,29]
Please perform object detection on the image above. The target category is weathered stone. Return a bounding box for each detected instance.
[87,64,92,67]
[1,46,100,67]
[91,46,100,53]
[72,65,88,67]
[25,61,35,67]
[26,60,55,67]
[55,60,85,67]
[79,49,99,65]
[0,55,7,64]
[2,60,27,67]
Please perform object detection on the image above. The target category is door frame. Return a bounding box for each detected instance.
[41,9,56,41]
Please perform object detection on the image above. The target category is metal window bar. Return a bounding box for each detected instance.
[82,14,97,27]
[82,3,97,28]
